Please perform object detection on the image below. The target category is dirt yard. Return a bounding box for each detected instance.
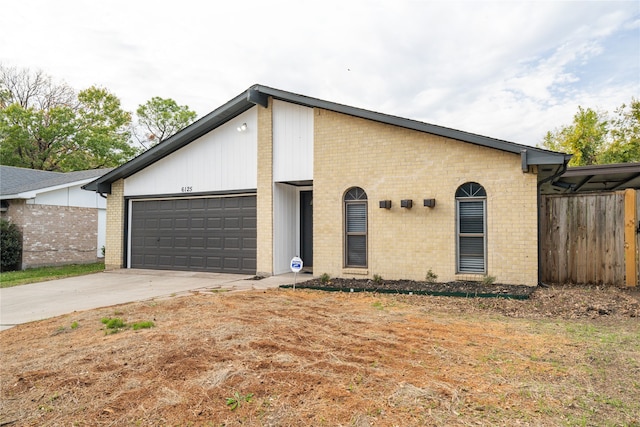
[1,283,639,426]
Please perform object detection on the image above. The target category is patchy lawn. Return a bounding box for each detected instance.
[0,263,105,288]
[1,285,638,426]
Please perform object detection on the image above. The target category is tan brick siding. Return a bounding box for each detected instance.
[256,99,274,276]
[3,200,99,268]
[105,179,125,270]
[312,109,539,286]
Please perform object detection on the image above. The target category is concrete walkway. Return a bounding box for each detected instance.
[0,269,312,331]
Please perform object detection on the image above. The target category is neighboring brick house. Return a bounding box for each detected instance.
[0,166,110,269]
[85,85,571,286]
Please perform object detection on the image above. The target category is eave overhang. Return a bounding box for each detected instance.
[84,84,570,193]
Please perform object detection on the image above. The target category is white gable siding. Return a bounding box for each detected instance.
[273,100,313,182]
[124,109,258,197]
[31,184,106,209]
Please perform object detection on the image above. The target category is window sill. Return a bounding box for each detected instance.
[343,268,368,276]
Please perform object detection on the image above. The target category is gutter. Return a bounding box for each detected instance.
[536,159,571,287]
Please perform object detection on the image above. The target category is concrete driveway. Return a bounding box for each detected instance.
[0,269,308,331]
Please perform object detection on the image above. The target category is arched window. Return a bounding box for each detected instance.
[344,187,367,267]
[456,182,486,273]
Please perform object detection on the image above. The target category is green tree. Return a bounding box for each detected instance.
[541,106,607,166]
[135,97,197,149]
[599,99,640,164]
[540,98,640,166]
[0,66,138,171]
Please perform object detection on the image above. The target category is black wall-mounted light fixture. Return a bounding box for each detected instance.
[379,200,392,209]
[400,199,413,208]
[423,198,436,208]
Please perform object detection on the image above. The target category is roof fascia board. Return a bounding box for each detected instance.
[0,194,20,200]
[563,163,640,177]
[34,177,99,195]
[4,177,99,199]
[252,85,569,167]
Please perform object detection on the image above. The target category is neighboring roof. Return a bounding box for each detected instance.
[85,84,571,193]
[0,166,112,199]
[548,162,640,194]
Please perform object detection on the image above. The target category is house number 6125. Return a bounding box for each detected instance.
[181,186,193,193]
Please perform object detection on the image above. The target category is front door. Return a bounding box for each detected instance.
[300,191,313,267]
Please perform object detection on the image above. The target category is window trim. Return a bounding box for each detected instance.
[344,187,368,268]
[456,183,487,274]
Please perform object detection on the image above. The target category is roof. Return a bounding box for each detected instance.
[84,84,571,193]
[549,162,640,194]
[1,166,112,199]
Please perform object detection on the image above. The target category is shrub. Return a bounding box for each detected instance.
[425,269,438,283]
[0,219,22,272]
[482,275,496,285]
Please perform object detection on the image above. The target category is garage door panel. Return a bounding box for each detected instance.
[130,196,256,274]
[191,218,205,230]
[224,237,240,249]
[174,218,189,229]
[158,218,173,229]
[173,237,188,249]
[243,258,256,270]
[223,258,240,269]
[243,237,256,249]
[207,237,222,250]
[190,237,205,249]
[224,217,240,229]
[207,217,222,229]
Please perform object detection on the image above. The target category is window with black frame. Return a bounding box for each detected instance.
[456,182,486,273]
[344,187,367,267]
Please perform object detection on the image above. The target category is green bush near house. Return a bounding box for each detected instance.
[0,219,22,272]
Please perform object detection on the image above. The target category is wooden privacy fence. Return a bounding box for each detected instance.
[540,189,638,287]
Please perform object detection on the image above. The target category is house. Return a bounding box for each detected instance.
[0,166,110,269]
[84,85,570,286]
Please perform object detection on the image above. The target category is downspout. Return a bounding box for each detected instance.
[536,160,570,287]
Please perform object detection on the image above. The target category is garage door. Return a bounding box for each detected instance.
[129,196,256,274]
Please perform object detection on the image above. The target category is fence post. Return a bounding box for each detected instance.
[624,189,637,287]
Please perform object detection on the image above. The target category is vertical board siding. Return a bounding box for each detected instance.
[273,100,314,182]
[273,183,298,275]
[541,192,625,285]
[124,109,258,196]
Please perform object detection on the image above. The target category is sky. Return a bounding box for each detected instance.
[1,0,639,147]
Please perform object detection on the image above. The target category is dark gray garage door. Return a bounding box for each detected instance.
[130,196,256,274]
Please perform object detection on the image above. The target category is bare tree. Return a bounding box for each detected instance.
[0,65,76,110]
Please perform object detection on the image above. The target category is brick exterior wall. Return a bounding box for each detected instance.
[256,98,274,276]
[312,109,539,286]
[3,200,99,269]
[104,179,125,270]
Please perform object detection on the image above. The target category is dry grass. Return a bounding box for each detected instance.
[1,287,639,426]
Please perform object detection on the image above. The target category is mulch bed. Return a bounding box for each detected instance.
[282,277,536,299]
